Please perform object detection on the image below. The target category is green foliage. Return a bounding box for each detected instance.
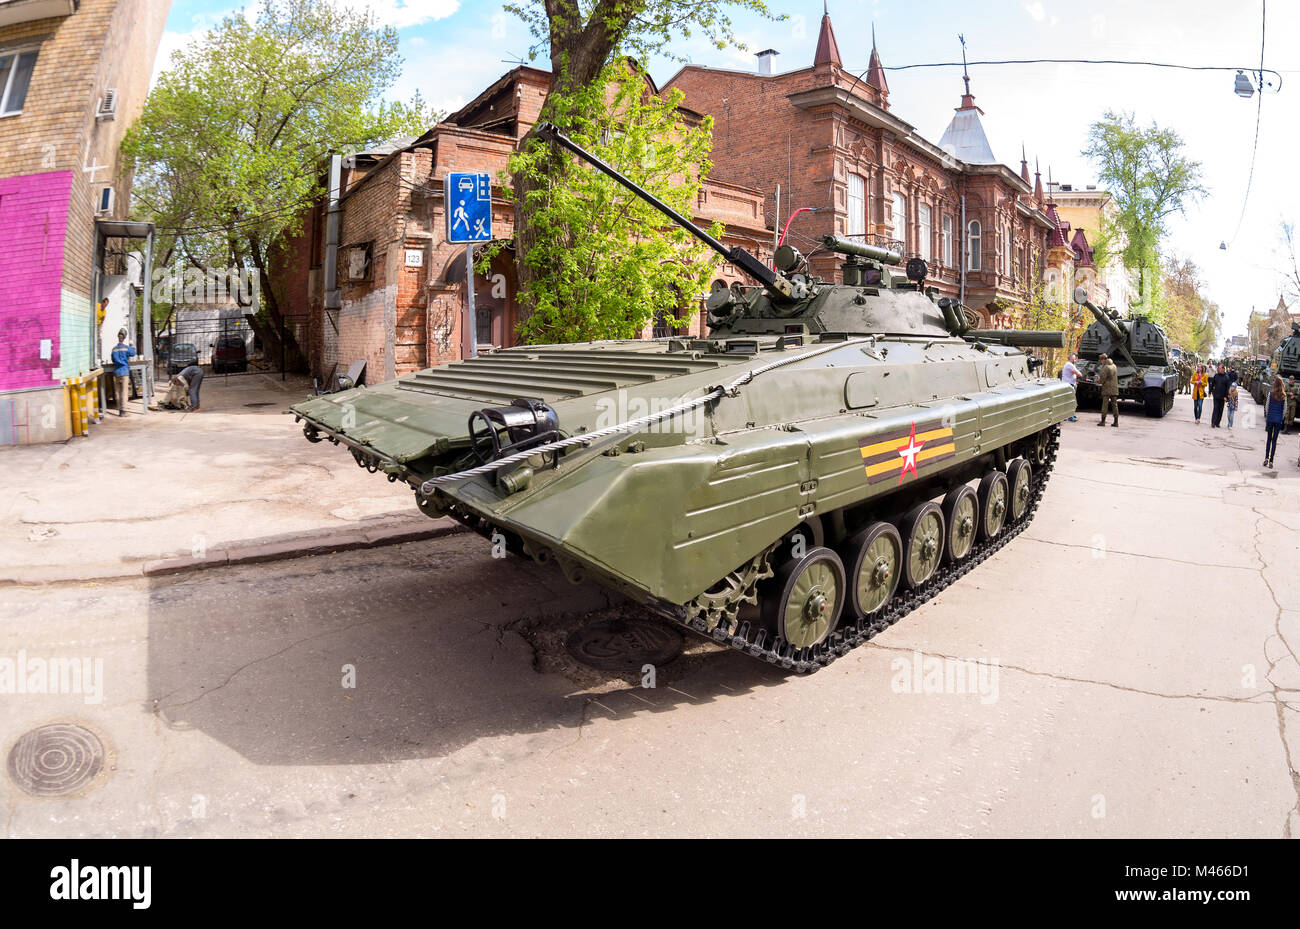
[1162,256,1219,354]
[1082,111,1205,320]
[491,67,722,344]
[505,0,783,67]
[122,0,435,311]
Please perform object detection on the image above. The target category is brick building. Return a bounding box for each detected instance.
[279,65,772,387]
[665,10,1067,328]
[1046,181,1132,310]
[0,0,169,444]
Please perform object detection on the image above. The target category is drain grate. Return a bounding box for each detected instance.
[7,724,105,798]
[565,616,683,672]
[244,402,276,408]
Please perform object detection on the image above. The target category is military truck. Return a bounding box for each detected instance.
[1072,292,1178,416]
[290,123,1074,674]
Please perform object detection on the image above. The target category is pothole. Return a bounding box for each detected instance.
[7,724,109,798]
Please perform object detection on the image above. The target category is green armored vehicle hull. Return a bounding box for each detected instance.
[291,126,1073,673]
[1072,292,1177,417]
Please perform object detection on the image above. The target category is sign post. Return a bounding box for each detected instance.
[445,172,492,358]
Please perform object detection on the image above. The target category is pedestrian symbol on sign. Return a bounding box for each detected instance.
[445,172,491,244]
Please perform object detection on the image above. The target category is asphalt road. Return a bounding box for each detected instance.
[2,393,1298,837]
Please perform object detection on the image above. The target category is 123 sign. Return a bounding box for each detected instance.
[445,172,492,243]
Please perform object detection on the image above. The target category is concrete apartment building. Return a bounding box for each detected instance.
[278,65,772,387]
[0,0,169,444]
[665,10,1088,329]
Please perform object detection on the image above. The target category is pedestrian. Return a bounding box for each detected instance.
[1097,352,1119,427]
[1060,352,1082,422]
[1265,376,1285,468]
[1227,382,1238,429]
[1192,364,1208,424]
[1209,363,1231,428]
[109,326,135,417]
[178,364,204,411]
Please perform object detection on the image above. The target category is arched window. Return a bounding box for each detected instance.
[892,192,907,249]
[967,220,982,271]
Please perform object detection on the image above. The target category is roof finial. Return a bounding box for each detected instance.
[959,34,970,97]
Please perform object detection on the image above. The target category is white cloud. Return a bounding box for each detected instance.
[1023,1,1046,22]
[357,0,460,30]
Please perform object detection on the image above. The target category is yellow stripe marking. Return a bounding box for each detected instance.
[863,442,957,477]
[859,427,953,459]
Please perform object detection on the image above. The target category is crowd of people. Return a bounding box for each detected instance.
[1058,355,1294,469]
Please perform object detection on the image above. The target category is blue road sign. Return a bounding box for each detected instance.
[446,172,492,243]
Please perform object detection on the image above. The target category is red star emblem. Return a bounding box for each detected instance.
[896,422,926,484]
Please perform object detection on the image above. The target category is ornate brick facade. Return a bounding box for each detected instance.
[665,10,1061,329]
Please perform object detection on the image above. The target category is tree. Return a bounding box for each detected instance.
[122,0,434,368]
[1082,111,1206,320]
[505,0,779,333]
[491,67,722,343]
[1162,256,1220,354]
[1279,220,1300,304]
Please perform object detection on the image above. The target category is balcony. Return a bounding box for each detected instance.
[0,0,77,29]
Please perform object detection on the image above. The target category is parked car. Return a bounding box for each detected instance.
[168,342,198,375]
[212,335,248,373]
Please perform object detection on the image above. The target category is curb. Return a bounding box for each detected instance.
[2,521,470,587]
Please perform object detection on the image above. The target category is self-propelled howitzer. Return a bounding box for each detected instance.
[1072,287,1178,417]
[289,123,1075,674]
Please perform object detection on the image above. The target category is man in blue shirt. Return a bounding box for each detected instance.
[110,327,135,416]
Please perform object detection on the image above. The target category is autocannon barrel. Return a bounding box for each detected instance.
[821,235,902,266]
[535,122,797,300]
[966,329,1067,349]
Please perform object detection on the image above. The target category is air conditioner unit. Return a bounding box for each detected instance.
[97,89,118,121]
[96,186,115,216]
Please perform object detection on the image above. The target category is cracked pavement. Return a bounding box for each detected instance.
[0,393,1297,837]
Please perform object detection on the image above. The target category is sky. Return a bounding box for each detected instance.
[157,0,1300,348]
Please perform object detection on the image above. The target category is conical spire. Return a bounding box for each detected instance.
[814,6,841,69]
[865,24,889,98]
[1033,158,1044,206]
[1020,144,1030,184]
[938,37,994,165]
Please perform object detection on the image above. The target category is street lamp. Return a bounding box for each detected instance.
[1234,70,1254,98]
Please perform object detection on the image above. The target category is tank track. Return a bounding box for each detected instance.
[672,426,1061,675]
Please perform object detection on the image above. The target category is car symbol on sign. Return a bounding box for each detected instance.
[457,177,474,193]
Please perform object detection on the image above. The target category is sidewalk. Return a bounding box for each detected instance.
[0,372,461,585]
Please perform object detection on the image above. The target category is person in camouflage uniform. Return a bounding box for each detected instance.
[1097,352,1119,427]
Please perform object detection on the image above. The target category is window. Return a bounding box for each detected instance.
[942,215,953,267]
[0,49,38,116]
[967,220,981,271]
[892,192,906,248]
[918,205,932,262]
[846,174,866,238]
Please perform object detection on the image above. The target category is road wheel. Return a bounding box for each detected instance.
[901,502,945,588]
[941,484,978,562]
[1006,459,1033,523]
[1143,386,1166,417]
[977,470,1009,540]
[840,522,901,619]
[761,547,846,649]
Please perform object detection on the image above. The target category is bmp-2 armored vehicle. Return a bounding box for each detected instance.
[290,124,1074,674]
[1072,289,1178,416]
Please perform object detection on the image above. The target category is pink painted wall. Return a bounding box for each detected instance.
[0,171,72,391]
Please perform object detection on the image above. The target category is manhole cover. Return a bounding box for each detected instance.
[565,617,684,671]
[244,402,276,408]
[7,724,105,797]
